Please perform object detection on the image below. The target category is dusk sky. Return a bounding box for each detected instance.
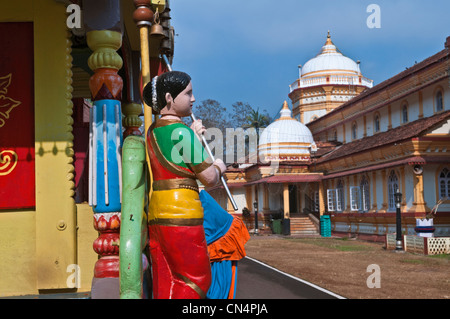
[169,0,450,119]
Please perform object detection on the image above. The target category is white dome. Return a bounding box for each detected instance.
[301,33,361,78]
[258,101,315,162]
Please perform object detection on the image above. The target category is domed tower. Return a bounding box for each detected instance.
[289,31,373,124]
[258,101,316,162]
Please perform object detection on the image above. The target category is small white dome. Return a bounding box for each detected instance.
[258,101,315,162]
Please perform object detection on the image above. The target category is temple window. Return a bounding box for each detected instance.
[361,176,371,212]
[374,114,380,133]
[402,104,408,123]
[349,177,370,212]
[350,186,360,211]
[435,90,443,112]
[388,170,399,211]
[327,180,344,212]
[439,168,450,199]
[351,122,357,140]
[336,179,344,212]
[327,189,336,212]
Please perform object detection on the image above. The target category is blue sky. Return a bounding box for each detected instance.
[169,0,450,119]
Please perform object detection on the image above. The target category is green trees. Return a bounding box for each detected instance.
[188,99,272,164]
[189,99,271,131]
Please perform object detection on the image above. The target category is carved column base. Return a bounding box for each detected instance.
[93,212,121,278]
[94,256,120,278]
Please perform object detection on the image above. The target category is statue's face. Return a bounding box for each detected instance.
[165,82,195,117]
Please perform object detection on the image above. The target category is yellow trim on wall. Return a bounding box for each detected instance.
[0,0,77,295]
[34,0,77,290]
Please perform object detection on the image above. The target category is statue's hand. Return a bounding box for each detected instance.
[190,119,206,137]
[214,158,227,176]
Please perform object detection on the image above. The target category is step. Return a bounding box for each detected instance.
[290,222,318,228]
[289,216,320,235]
[291,227,318,233]
[291,231,320,235]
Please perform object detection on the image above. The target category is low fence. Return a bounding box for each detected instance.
[385,233,450,255]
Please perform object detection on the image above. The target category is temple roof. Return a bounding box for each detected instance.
[316,110,450,164]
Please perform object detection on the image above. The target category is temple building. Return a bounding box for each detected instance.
[211,33,450,241]
[0,0,449,299]
[289,32,373,124]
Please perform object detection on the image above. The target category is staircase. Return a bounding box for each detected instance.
[289,214,320,236]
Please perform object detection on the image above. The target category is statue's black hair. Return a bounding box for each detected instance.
[143,71,191,113]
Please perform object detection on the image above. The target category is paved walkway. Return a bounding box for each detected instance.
[2,256,344,299]
[235,257,344,299]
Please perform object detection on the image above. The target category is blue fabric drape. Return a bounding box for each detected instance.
[200,190,237,299]
[201,190,233,244]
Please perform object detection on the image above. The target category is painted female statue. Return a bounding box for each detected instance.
[142,71,227,299]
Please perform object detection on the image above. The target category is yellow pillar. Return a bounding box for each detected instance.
[283,183,290,219]
[282,183,291,235]
[411,169,430,214]
[133,0,154,207]
[380,169,388,212]
[319,181,325,216]
[370,171,377,212]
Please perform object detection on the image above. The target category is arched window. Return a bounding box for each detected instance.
[374,114,380,133]
[402,104,408,123]
[336,179,344,212]
[439,168,450,199]
[436,90,443,112]
[388,171,399,210]
[360,176,370,212]
[352,122,357,140]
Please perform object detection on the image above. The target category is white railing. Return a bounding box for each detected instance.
[289,75,374,92]
[386,233,450,255]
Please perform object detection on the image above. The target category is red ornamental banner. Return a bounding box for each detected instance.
[0,22,35,209]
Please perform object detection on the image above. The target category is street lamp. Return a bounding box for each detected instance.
[394,189,403,251]
[253,200,258,235]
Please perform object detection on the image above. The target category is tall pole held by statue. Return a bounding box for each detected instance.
[161,54,238,211]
